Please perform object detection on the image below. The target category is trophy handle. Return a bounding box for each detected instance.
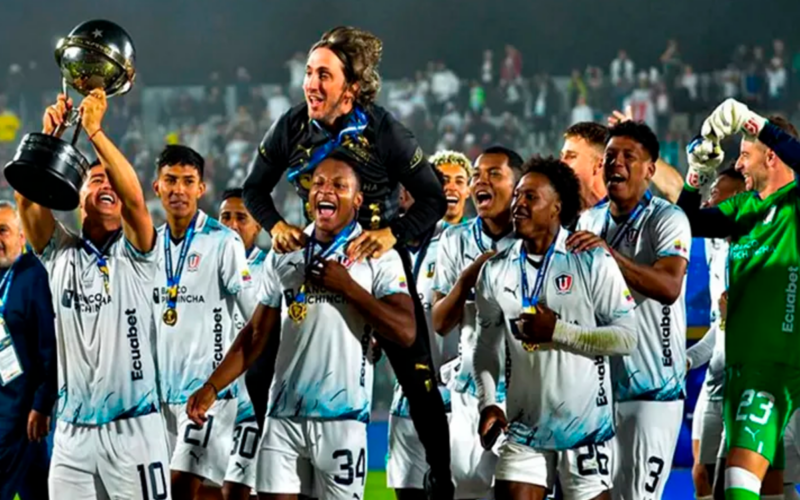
[52,79,83,146]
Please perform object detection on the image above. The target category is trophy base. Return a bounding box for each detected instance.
[4,133,91,211]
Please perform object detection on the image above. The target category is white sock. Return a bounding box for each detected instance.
[697,496,713,500]
[726,466,761,495]
[784,484,800,500]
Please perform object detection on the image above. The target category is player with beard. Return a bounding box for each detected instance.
[243,26,451,498]
[387,150,471,498]
[677,101,800,500]
[475,156,638,500]
[431,145,523,499]
[152,146,256,500]
[188,155,415,500]
[18,91,170,499]
[570,121,692,500]
[218,188,269,500]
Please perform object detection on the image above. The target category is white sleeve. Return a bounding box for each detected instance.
[652,204,692,262]
[36,221,77,269]
[553,249,637,356]
[473,263,505,411]
[218,232,257,313]
[118,232,158,282]
[259,253,282,308]
[432,229,458,295]
[687,324,718,369]
[372,250,410,299]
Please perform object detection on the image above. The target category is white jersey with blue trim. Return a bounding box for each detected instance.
[38,222,160,425]
[231,246,269,424]
[153,210,254,404]
[260,222,410,422]
[577,196,691,402]
[704,238,728,401]
[474,231,636,450]
[433,218,515,400]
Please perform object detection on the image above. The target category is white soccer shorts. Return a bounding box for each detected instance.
[48,412,172,500]
[495,440,613,500]
[610,400,683,500]
[256,417,366,500]
[162,398,237,486]
[386,415,427,490]
[224,418,261,489]
[450,390,500,499]
[692,386,708,441]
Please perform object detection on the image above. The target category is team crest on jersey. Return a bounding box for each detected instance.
[426,262,435,278]
[554,273,573,294]
[336,255,355,269]
[625,229,640,244]
[187,252,201,272]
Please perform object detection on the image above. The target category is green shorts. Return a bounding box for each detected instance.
[724,363,800,467]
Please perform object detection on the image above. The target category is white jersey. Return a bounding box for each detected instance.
[38,223,159,425]
[434,218,515,400]
[260,222,409,422]
[231,247,269,424]
[474,231,637,450]
[577,196,691,402]
[704,238,728,400]
[154,210,254,404]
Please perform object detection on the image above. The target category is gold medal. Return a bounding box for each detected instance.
[521,341,540,352]
[288,301,307,324]
[163,307,178,326]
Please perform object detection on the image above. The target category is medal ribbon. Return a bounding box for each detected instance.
[295,220,358,304]
[410,230,434,282]
[473,217,491,253]
[81,230,121,295]
[165,212,200,313]
[287,107,368,183]
[519,231,559,311]
[600,190,652,249]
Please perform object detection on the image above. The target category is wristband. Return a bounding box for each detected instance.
[203,381,219,395]
[89,128,104,142]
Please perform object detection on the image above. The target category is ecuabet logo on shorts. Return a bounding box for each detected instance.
[554,273,573,294]
[187,252,201,272]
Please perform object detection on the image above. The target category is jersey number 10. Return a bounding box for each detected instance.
[137,462,168,500]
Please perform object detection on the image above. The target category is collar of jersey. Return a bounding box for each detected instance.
[165,210,207,244]
[754,179,797,202]
[472,217,513,245]
[305,221,363,258]
[509,227,569,260]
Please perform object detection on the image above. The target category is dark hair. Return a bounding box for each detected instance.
[156,145,205,179]
[520,155,582,226]
[221,187,244,201]
[481,145,525,180]
[311,26,383,107]
[717,166,745,184]
[606,121,660,162]
[767,114,799,139]
[89,159,101,169]
[317,151,363,192]
[564,122,608,149]
[432,164,446,187]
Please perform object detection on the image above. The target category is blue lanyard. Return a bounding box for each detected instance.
[519,232,559,310]
[410,231,434,282]
[287,107,368,183]
[165,212,200,310]
[473,218,491,253]
[601,190,652,249]
[0,259,19,316]
[297,220,358,302]
[81,230,120,295]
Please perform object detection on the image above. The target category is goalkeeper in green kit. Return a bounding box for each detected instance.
[678,98,800,500]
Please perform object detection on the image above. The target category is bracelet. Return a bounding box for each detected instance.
[204,381,219,394]
[88,128,104,142]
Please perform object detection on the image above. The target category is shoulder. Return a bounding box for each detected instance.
[440,220,472,243]
[370,248,404,269]
[649,197,689,226]
[577,203,607,229]
[482,244,516,278]
[16,252,48,280]
[280,103,309,130]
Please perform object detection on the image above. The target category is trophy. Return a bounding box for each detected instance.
[4,20,135,211]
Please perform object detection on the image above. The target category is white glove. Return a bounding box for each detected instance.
[685,136,724,190]
[701,98,767,141]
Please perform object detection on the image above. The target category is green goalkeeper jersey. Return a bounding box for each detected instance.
[719,180,800,367]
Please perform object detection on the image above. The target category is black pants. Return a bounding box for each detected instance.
[245,248,452,487]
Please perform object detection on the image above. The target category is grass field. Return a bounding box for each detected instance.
[365,470,394,499]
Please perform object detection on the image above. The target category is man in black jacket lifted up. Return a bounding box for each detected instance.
[243,26,452,500]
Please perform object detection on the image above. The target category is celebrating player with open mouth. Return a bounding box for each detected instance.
[188,155,416,500]
[475,156,637,500]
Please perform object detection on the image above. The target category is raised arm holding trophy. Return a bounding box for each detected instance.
[4,19,135,211]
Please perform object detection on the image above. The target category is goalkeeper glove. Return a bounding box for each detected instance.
[685,136,724,190]
[701,98,767,141]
